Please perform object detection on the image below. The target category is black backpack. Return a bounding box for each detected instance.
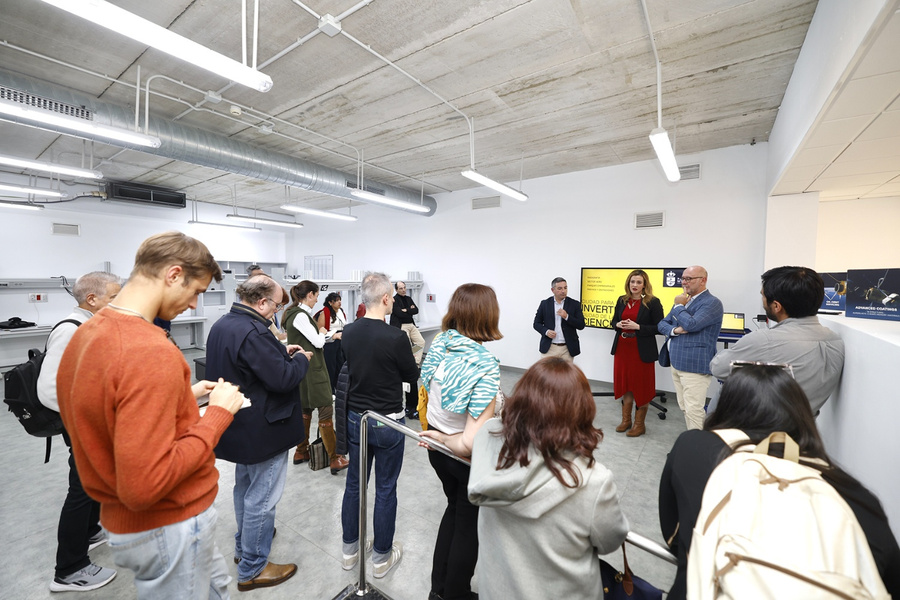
[3,319,81,462]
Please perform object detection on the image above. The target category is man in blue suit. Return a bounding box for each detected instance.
[657,266,723,430]
[533,277,585,362]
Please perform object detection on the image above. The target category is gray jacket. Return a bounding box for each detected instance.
[468,418,629,600]
[709,316,844,413]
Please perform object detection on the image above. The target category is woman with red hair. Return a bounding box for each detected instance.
[468,357,628,599]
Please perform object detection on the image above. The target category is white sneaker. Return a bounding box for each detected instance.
[49,563,116,592]
[373,542,402,579]
[87,530,108,552]
[340,538,374,571]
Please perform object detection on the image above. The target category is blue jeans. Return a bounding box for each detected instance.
[341,411,405,560]
[107,505,230,600]
[233,451,289,581]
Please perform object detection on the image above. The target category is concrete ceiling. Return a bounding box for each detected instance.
[0,0,893,217]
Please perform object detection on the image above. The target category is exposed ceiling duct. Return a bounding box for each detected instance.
[0,69,436,216]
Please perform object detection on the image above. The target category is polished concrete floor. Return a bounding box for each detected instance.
[0,349,685,599]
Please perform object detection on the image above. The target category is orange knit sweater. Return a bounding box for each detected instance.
[58,308,233,534]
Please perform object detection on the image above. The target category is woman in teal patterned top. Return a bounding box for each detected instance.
[419,283,502,600]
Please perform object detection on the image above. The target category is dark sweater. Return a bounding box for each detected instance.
[659,429,900,599]
[390,294,418,326]
[342,318,418,415]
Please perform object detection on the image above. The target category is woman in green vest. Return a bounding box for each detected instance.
[283,280,350,474]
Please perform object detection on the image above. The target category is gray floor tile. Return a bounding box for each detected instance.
[1,356,681,599]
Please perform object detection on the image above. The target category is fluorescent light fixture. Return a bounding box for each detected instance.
[649,128,681,182]
[0,199,44,211]
[280,204,358,222]
[0,98,161,148]
[226,214,304,229]
[39,0,273,93]
[0,153,102,179]
[188,219,260,232]
[460,170,528,202]
[350,189,431,214]
[0,183,67,198]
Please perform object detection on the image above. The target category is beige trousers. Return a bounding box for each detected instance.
[401,323,425,366]
[671,368,712,430]
[544,343,574,363]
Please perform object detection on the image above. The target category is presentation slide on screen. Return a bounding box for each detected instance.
[820,271,847,312]
[581,267,685,329]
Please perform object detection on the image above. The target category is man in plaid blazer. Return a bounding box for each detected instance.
[657,266,723,430]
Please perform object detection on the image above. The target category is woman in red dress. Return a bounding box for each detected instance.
[610,269,664,437]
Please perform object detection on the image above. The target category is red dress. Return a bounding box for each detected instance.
[613,299,656,407]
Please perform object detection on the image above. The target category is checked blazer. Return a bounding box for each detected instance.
[656,290,723,374]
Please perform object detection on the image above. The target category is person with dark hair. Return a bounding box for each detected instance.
[709,266,845,413]
[57,232,246,598]
[284,281,349,474]
[610,269,664,437]
[468,357,629,600]
[316,291,347,390]
[418,284,502,600]
[657,265,724,430]
[659,364,900,600]
[38,271,121,592]
[391,281,426,418]
[533,277,585,362]
[206,275,312,591]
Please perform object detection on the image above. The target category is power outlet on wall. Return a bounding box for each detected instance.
[28,293,48,303]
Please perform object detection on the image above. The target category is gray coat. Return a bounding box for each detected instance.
[468,419,629,600]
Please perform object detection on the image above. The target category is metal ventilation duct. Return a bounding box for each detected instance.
[0,69,436,216]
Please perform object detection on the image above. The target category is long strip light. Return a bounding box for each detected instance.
[649,128,680,182]
[461,169,528,202]
[0,153,102,179]
[188,219,260,232]
[0,199,44,211]
[640,0,680,183]
[0,183,67,198]
[280,204,357,222]
[226,214,305,229]
[39,0,273,93]
[350,189,431,214]
[0,98,161,148]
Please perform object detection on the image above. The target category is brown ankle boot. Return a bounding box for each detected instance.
[615,397,633,432]
[627,405,648,437]
[293,415,313,464]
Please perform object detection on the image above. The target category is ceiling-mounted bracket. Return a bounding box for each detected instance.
[318,14,342,37]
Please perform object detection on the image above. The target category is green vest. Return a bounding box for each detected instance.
[283,306,332,410]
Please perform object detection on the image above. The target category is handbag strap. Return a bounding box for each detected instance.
[620,543,634,595]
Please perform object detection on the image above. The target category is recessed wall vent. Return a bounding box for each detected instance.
[472,196,501,210]
[0,85,92,121]
[105,181,186,208]
[679,163,701,180]
[634,211,665,229]
[51,222,81,236]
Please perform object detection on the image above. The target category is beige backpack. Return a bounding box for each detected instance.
[687,430,889,600]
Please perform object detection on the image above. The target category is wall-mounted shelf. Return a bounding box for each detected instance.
[0,278,74,291]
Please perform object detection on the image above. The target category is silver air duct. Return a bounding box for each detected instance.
[0,69,436,216]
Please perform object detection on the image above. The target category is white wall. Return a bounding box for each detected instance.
[816,196,900,271]
[0,198,287,326]
[288,143,770,387]
[765,192,819,270]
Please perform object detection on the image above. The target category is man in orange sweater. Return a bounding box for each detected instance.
[58,231,246,599]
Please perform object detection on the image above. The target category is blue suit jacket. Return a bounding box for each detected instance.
[657,290,723,374]
[533,296,585,357]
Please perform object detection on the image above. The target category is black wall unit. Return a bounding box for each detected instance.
[105,181,186,208]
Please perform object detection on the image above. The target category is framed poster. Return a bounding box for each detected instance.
[845,268,900,322]
[820,271,847,312]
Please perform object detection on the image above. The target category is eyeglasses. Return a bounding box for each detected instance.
[730,360,794,379]
[680,276,704,282]
[265,297,285,311]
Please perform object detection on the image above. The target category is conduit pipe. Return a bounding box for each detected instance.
[0,69,436,216]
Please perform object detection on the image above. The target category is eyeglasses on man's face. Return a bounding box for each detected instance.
[265,297,284,311]
[681,276,704,283]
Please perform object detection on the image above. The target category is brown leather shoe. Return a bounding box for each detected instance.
[293,449,309,465]
[237,562,297,592]
[330,455,350,475]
